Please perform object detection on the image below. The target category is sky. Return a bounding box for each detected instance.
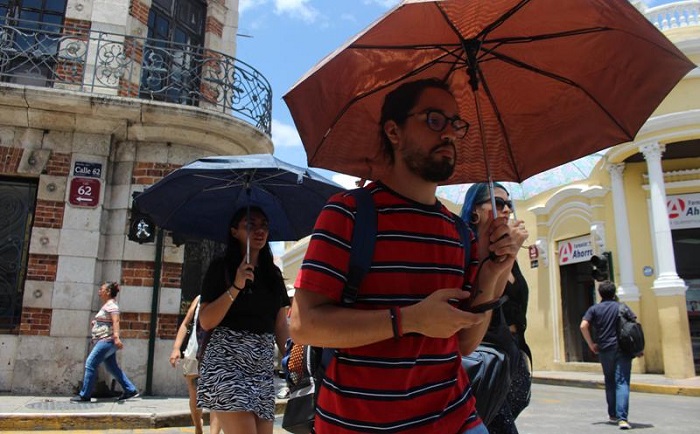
[234,0,676,190]
[235,0,402,188]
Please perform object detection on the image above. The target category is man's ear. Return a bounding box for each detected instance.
[383,120,400,145]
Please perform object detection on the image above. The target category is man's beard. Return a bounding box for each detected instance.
[403,142,456,182]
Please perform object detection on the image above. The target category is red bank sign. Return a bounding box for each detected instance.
[557,235,593,266]
[667,193,700,230]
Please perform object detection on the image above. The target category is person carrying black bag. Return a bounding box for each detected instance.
[461,182,533,433]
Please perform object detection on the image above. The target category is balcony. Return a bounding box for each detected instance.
[0,18,272,135]
[643,0,700,31]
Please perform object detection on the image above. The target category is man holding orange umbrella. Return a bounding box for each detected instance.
[289,78,528,433]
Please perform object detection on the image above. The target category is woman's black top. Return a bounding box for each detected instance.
[484,261,531,360]
[200,256,290,334]
[502,261,528,336]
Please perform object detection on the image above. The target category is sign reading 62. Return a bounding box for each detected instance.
[69,177,101,207]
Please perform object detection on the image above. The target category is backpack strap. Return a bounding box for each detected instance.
[453,213,472,288]
[341,187,377,306]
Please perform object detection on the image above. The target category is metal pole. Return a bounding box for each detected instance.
[145,228,164,395]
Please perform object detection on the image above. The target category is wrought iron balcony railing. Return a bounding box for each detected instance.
[0,18,272,134]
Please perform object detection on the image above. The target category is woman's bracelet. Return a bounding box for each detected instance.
[226,288,236,301]
[231,282,244,291]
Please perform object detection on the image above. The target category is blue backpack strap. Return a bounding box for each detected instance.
[341,187,376,306]
[453,213,472,284]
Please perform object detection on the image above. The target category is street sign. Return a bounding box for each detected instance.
[69,177,101,207]
[528,245,539,260]
[73,161,103,178]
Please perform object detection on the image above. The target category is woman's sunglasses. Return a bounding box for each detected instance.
[477,197,513,211]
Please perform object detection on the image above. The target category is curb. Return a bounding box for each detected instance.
[0,414,177,431]
[532,377,700,397]
[0,400,290,431]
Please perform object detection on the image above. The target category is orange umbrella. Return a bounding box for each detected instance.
[284,0,694,185]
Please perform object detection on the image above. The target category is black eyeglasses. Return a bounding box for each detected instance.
[477,197,513,211]
[407,110,469,139]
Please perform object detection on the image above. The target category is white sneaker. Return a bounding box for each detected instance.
[276,386,289,399]
[618,420,631,430]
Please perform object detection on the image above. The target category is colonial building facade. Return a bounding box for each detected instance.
[0,0,272,395]
[516,1,699,378]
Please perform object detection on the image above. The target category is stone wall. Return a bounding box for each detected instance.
[0,96,271,396]
[0,0,269,396]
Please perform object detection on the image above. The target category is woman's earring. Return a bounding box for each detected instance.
[470,212,480,224]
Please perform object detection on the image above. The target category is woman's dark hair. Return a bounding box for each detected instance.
[597,280,617,301]
[225,206,283,286]
[459,182,509,234]
[104,281,120,298]
[379,78,452,163]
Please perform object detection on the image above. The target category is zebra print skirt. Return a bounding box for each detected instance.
[196,327,276,420]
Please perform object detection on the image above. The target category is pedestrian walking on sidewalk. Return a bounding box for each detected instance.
[580,281,635,430]
[169,295,221,434]
[72,282,139,402]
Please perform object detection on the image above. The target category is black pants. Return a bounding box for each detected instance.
[487,352,532,434]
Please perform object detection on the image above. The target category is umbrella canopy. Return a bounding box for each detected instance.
[133,154,345,244]
[283,0,695,185]
[437,152,605,202]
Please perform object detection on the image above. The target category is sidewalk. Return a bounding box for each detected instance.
[533,370,700,397]
[1,372,698,431]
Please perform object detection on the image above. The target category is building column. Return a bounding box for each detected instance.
[607,163,640,301]
[641,143,686,292]
[640,142,694,378]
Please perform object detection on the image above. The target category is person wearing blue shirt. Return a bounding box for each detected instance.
[580,281,635,430]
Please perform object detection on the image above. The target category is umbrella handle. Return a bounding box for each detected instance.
[487,180,509,263]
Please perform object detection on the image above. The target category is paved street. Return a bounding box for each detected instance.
[516,384,698,433]
[1,383,698,433]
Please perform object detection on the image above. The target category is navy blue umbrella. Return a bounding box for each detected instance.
[133,154,345,246]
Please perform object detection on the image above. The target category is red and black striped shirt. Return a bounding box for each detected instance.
[295,182,481,434]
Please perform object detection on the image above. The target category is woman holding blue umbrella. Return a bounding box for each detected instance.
[196,206,290,434]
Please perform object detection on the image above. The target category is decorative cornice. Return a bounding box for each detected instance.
[642,167,700,180]
[607,110,700,163]
[640,141,665,161]
[607,163,625,178]
[641,167,700,190]
[529,185,607,217]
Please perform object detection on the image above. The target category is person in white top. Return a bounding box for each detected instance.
[170,295,221,434]
[72,282,139,402]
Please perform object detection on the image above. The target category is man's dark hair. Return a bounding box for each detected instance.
[598,280,617,301]
[379,78,452,163]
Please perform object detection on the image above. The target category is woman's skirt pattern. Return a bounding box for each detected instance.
[197,327,276,421]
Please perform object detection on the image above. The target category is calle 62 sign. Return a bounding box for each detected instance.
[69,177,101,207]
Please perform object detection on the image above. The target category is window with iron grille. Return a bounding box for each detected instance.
[141,0,206,105]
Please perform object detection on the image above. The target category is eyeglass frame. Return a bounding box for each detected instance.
[476,197,513,211]
[405,109,470,139]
